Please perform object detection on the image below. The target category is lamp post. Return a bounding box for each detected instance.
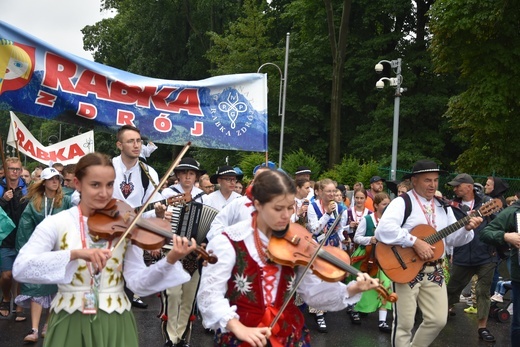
[258,32,290,168]
[375,58,404,181]
[48,135,59,146]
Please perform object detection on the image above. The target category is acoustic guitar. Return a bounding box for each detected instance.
[375,198,502,283]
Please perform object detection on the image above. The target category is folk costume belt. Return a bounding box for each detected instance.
[424,259,443,267]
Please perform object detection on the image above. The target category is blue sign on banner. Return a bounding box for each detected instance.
[0,21,268,152]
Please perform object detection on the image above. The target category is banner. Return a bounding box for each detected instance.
[7,111,95,165]
[0,21,268,152]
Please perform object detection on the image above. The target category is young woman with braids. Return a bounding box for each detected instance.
[197,169,379,347]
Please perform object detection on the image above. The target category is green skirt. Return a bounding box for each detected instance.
[346,246,393,313]
[44,309,138,347]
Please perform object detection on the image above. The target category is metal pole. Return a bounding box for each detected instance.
[390,58,401,181]
[278,32,290,169]
[391,95,400,181]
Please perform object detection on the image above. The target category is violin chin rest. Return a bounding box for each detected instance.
[272,224,290,239]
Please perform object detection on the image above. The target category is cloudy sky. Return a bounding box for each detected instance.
[0,0,114,60]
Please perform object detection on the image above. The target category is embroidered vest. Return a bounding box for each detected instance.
[311,201,344,246]
[223,235,305,346]
[51,217,130,314]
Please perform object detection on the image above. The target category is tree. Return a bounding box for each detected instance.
[430,0,520,176]
[323,0,352,167]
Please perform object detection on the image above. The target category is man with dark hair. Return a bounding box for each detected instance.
[365,176,385,212]
[113,125,163,309]
[160,158,207,347]
[205,166,242,211]
[61,164,76,189]
[446,173,496,342]
[480,200,520,346]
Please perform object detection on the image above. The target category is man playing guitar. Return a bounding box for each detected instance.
[375,160,482,347]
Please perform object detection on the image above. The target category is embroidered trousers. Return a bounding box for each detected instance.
[391,265,448,347]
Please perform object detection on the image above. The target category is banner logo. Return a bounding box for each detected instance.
[0,39,35,95]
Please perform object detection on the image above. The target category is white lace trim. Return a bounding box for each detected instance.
[223,220,252,241]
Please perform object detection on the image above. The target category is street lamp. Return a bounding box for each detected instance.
[258,32,290,168]
[48,135,59,145]
[374,58,404,181]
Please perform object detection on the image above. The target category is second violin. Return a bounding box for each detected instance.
[88,199,217,264]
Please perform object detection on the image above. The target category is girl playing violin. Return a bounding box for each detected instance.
[15,167,72,343]
[197,169,379,347]
[13,153,196,347]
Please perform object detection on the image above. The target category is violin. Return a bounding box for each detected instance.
[359,244,379,277]
[87,199,217,264]
[267,223,397,303]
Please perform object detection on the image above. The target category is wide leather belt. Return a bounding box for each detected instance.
[424,259,443,266]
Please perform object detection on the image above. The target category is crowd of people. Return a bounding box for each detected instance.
[0,126,519,346]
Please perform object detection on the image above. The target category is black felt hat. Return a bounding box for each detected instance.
[402,160,448,180]
[294,166,312,176]
[210,165,243,184]
[174,158,206,175]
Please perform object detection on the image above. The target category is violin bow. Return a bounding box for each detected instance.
[111,142,191,251]
[269,210,343,330]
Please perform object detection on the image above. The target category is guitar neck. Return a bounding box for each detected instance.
[424,210,480,245]
[135,199,167,214]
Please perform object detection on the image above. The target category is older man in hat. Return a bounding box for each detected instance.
[160,157,207,347]
[446,173,497,342]
[375,160,483,347]
[205,166,243,211]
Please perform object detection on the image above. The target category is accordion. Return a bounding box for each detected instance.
[164,201,219,249]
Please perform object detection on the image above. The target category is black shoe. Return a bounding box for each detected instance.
[315,314,328,333]
[131,297,148,309]
[175,341,189,347]
[478,328,496,342]
[379,321,391,333]
[350,311,361,325]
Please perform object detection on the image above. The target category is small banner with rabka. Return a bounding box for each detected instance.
[0,21,268,152]
[7,111,95,165]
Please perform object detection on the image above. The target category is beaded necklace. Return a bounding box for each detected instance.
[252,213,270,264]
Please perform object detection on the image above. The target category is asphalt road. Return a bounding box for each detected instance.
[0,294,511,346]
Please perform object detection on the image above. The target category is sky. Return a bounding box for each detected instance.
[0,0,114,60]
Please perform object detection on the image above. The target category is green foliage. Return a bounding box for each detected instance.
[238,152,271,182]
[206,0,279,75]
[430,0,520,176]
[319,156,379,187]
[281,149,321,178]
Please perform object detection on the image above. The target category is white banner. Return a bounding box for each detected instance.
[7,111,95,165]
